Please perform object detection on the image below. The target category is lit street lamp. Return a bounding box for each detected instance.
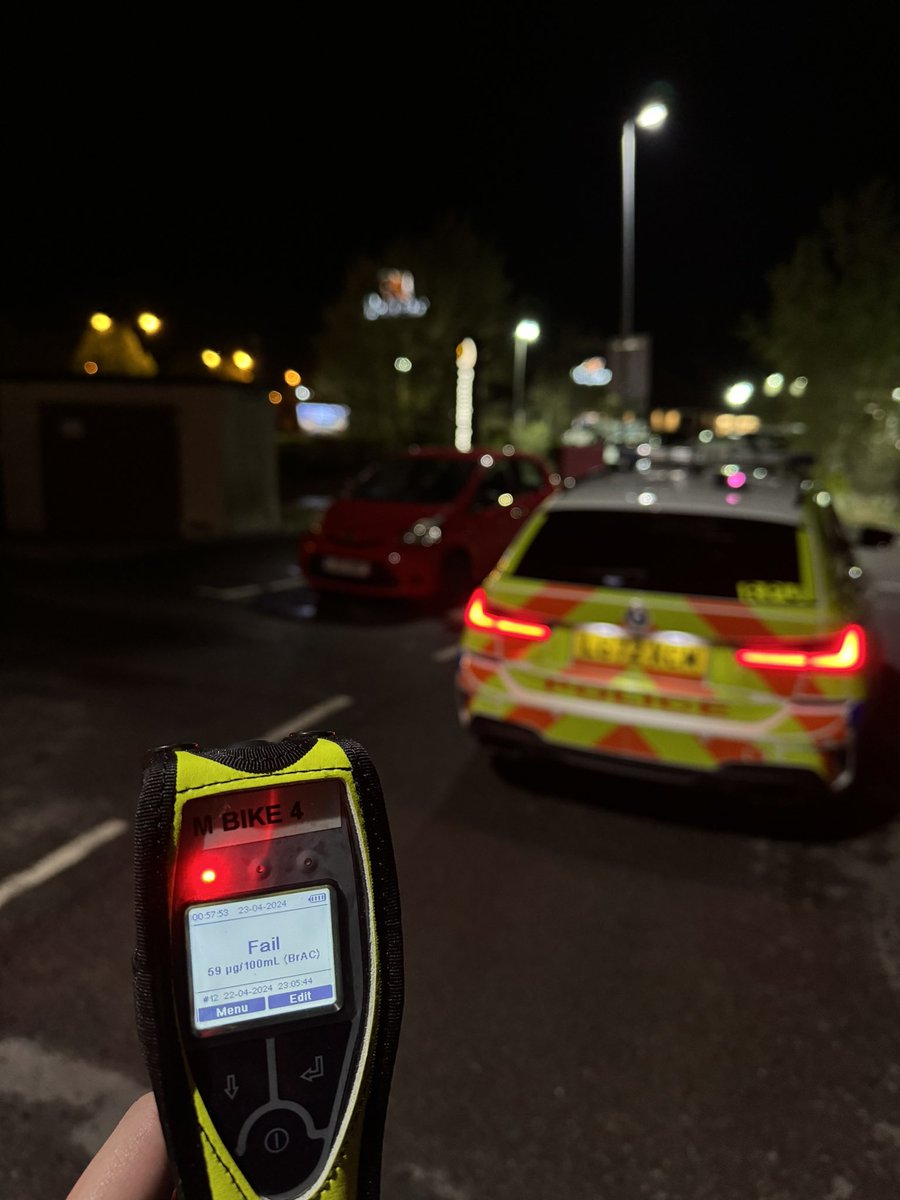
[723,381,754,408]
[77,311,161,377]
[512,318,540,433]
[620,98,668,341]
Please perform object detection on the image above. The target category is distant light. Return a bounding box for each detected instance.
[394,357,412,373]
[83,361,99,375]
[815,490,832,507]
[726,471,747,489]
[296,402,350,435]
[514,319,540,343]
[635,100,668,130]
[480,454,494,467]
[136,311,161,335]
[284,369,301,387]
[454,337,476,453]
[232,350,254,371]
[501,444,515,456]
[892,387,900,401]
[752,467,768,479]
[724,381,754,408]
[268,391,282,405]
[636,442,651,456]
[788,376,808,396]
[363,268,429,320]
[90,312,113,333]
[200,868,216,884]
[456,339,478,369]
[849,566,863,580]
[570,357,613,386]
[715,412,761,436]
[637,491,657,506]
[726,493,740,506]
[294,385,312,400]
[698,428,714,444]
[764,373,784,396]
[662,408,681,433]
[201,349,221,369]
[498,493,513,507]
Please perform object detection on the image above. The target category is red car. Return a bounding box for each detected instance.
[299,445,557,607]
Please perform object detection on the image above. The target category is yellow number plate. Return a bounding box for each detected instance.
[572,631,710,677]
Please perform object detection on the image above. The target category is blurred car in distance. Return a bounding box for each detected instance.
[693,431,796,471]
[299,445,557,608]
[601,430,799,473]
[456,458,895,800]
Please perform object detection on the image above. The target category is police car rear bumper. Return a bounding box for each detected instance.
[466,713,850,800]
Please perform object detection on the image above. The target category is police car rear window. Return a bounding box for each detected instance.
[512,511,801,599]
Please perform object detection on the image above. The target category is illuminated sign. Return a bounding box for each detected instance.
[454,338,477,452]
[570,356,613,386]
[295,403,350,435]
[363,269,430,320]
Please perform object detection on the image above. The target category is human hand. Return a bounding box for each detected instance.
[66,1091,174,1200]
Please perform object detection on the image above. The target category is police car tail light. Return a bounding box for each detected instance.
[463,587,551,642]
[735,624,866,673]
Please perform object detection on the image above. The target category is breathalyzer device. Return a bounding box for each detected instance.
[132,730,403,1200]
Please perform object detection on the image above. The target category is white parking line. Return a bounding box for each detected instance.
[0,700,355,916]
[0,818,128,913]
[0,1036,146,1155]
[194,575,301,601]
[267,576,305,592]
[261,695,355,742]
[195,583,265,600]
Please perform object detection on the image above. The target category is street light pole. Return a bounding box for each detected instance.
[619,100,668,342]
[620,117,637,340]
[512,318,540,435]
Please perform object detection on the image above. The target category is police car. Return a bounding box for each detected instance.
[455,460,892,797]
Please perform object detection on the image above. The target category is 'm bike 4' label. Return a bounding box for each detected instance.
[182,780,343,849]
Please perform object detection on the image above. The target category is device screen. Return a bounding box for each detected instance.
[185,884,341,1034]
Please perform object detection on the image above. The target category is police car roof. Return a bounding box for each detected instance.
[549,466,813,525]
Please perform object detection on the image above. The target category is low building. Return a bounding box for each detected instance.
[0,377,281,542]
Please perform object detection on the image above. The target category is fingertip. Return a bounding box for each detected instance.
[66,1091,173,1200]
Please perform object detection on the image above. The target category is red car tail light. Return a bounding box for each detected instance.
[735,624,866,673]
[463,587,551,642]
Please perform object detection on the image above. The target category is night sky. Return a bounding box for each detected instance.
[4,6,898,406]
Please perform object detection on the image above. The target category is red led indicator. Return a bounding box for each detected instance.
[200,868,217,884]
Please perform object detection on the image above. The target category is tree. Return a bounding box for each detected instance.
[741,180,900,504]
[70,322,159,377]
[308,216,517,450]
